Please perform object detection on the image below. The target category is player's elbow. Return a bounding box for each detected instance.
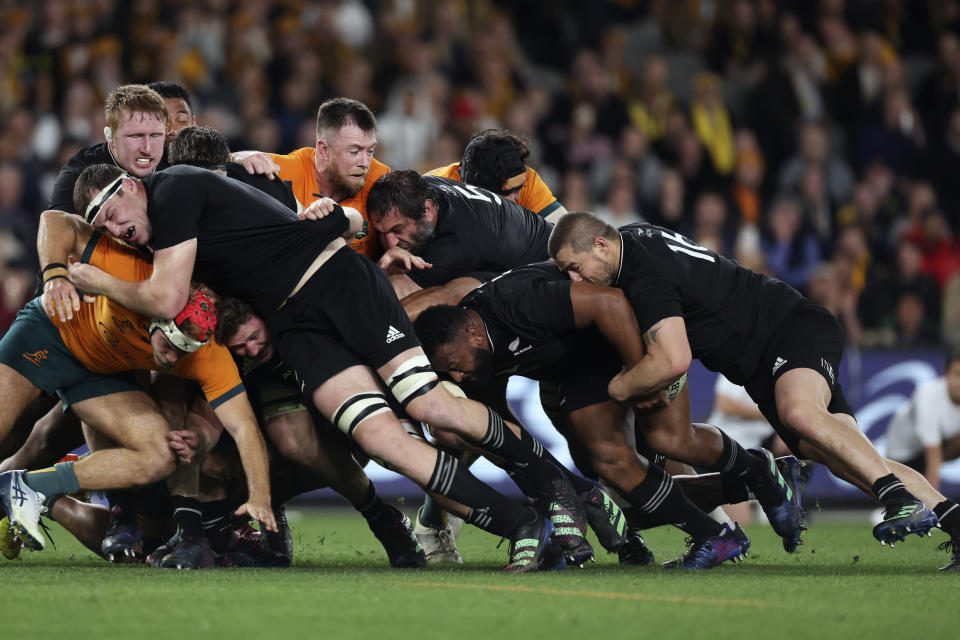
[155,286,191,320]
[661,348,692,382]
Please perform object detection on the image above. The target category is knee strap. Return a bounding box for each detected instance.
[332,392,392,437]
[386,355,439,407]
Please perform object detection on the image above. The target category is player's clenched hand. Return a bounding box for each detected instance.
[299,197,337,220]
[378,247,432,274]
[239,152,280,180]
[66,261,108,297]
[41,277,82,322]
[167,429,199,464]
[608,368,669,410]
[235,498,277,532]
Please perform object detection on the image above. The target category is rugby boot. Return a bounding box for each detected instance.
[0,470,45,551]
[367,504,426,568]
[1,516,22,560]
[502,511,564,573]
[579,483,627,553]
[618,527,655,566]
[873,499,938,546]
[747,448,803,552]
[146,533,177,568]
[101,504,143,563]
[773,454,807,552]
[938,536,960,571]
[414,506,463,564]
[159,535,215,569]
[541,466,589,556]
[261,506,294,563]
[663,523,749,570]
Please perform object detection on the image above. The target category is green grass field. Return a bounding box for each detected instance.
[2,506,955,640]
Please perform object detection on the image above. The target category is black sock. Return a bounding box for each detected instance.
[201,500,234,553]
[469,407,559,496]
[271,471,310,507]
[428,450,529,538]
[622,465,724,540]
[872,473,916,508]
[105,486,171,521]
[172,496,204,539]
[355,484,385,521]
[707,431,778,503]
[536,442,594,494]
[720,473,751,504]
[934,500,960,537]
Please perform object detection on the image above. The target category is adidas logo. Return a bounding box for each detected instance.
[772,356,787,375]
[385,325,405,343]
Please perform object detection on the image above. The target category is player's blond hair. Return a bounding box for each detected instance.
[104,84,168,133]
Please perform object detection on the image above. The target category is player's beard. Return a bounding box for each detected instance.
[326,162,366,199]
[460,346,494,392]
[404,218,436,253]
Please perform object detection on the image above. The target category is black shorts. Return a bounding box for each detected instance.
[550,338,621,414]
[742,299,853,455]
[266,248,422,398]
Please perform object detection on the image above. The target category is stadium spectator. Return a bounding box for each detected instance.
[885,350,960,490]
[761,197,822,291]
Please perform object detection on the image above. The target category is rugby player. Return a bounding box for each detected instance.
[427,129,566,223]
[0,214,275,559]
[414,263,753,568]
[146,81,197,143]
[549,212,960,570]
[60,162,583,572]
[216,296,426,568]
[229,97,389,258]
[49,84,169,214]
[367,170,553,301]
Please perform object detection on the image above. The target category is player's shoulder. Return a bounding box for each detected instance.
[425,163,460,180]
[483,262,566,294]
[64,143,112,170]
[369,157,391,177]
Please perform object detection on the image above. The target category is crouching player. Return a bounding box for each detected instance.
[0,211,275,566]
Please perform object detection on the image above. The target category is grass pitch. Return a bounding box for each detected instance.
[1,505,954,640]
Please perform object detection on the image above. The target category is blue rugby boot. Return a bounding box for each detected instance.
[664,523,749,570]
[872,500,938,546]
[748,448,803,552]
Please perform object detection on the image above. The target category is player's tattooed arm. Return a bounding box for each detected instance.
[608,316,692,405]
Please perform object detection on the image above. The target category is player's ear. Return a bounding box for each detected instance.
[465,323,483,345]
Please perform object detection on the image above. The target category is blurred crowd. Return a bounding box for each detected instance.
[1,0,960,348]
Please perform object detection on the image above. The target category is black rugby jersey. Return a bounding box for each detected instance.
[614,223,802,383]
[461,262,616,381]
[409,176,554,288]
[146,165,348,318]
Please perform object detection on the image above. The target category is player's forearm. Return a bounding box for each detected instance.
[231,423,272,502]
[610,353,685,401]
[97,274,185,319]
[37,210,83,267]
